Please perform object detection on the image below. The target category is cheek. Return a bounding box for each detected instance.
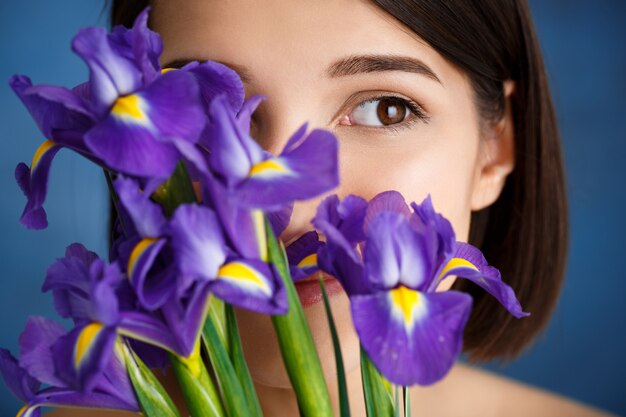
[338,129,478,243]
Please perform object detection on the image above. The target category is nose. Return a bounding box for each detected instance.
[244,93,337,243]
[247,94,323,156]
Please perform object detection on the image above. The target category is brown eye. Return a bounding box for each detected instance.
[347,96,411,127]
[376,98,407,125]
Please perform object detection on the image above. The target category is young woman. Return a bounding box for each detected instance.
[51,0,613,415]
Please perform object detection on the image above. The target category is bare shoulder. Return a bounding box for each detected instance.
[431,362,617,417]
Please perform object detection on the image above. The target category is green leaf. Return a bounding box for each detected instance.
[265,217,333,417]
[403,385,411,417]
[208,296,228,352]
[202,312,252,417]
[394,385,399,417]
[225,304,264,417]
[155,160,198,217]
[319,277,351,417]
[169,345,225,417]
[360,345,394,417]
[121,342,182,417]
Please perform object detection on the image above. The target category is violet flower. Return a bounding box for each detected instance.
[113,175,287,355]
[42,243,181,365]
[0,317,139,416]
[200,92,339,211]
[285,230,324,282]
[12,7,243,230]
[313,191,529,386]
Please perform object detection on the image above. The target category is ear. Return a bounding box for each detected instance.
[470,80,516,211]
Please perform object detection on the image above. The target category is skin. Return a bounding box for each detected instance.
[49,0,614,416]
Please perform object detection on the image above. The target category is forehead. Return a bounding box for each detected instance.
[151,0,457,87]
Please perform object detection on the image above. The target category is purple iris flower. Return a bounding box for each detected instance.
[200,92,339,211]
[42,243,180,372]
[313,191,529,386]
[113,176,179,310]
[12,6,244,230]
[0,316,140,416]
[167,201,288,316]
[113,175,287,355]
[285,230,324,282]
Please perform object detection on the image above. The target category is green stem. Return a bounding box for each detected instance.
[403,385,411,417]
[169,345,225,417]
[225,304,264,417]
[265,218,333,416]
[319,277,350,417]
[122,342,182,417]
[360,345,394,417]
[201,312,252,417]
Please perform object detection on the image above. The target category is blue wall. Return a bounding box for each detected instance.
[0,1,624,415]
[479,1,626,415]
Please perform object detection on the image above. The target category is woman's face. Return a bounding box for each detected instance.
[152,0,513,389]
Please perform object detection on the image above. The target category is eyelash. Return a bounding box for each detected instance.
[344,93,430,135]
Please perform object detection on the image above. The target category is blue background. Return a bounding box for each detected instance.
[0,1,624,415]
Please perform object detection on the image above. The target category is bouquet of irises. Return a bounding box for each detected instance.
[0,8,529,417]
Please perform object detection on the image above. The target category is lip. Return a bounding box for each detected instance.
[294,271,344,308]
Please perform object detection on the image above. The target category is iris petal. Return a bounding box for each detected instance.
[210,259,287,315]
[140,70,205,142]
[168,204,227,283]
[351,289,472,386]
[15,141,61,230]
[9,75,93,143]
[160,284,212,356]
[126,238,175,310]
[52,323,117,392]
[128,7,163,85]
[435,242,530,318]
[71,26,141,114]
[286,231,322,282]
[363,190,412,233]
[115,176,166,238]
[364,212,431,291]
[0,349,40,403]
[205,94,259,185]
[21,387,139,414]
[84,115,180,178]
[117,311,182,355]
[236,127,339,209]
[185,60,246,112]
[18,317,66,387]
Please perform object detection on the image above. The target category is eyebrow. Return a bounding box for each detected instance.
[163,53,441,85]
[326,54,441,84]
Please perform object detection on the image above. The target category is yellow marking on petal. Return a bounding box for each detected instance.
[297,253,317,269]
[390,285,420,326]
[179,341,202,378]
[74,322,104,369]
[217,262,270,294]
[252,209,268,261]
[30,140,56,172]
[128,238,159,278]
[249,159,289,177]
[161,68,176,74]
[438,257,479,280]
[111,94,147,121]
[17,404,28,417]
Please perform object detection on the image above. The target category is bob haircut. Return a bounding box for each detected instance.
[108,0,568,363]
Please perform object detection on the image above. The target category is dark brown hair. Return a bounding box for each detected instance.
[109,0,568,363]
